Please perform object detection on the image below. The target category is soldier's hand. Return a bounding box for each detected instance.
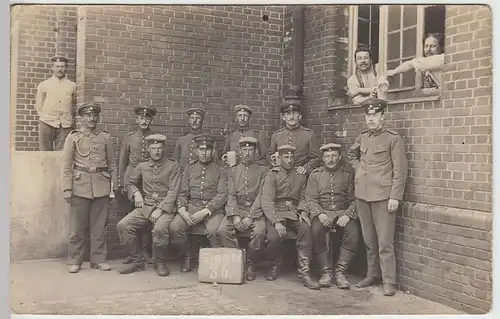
[318,213,334,228]
[388,199,399,213]
[149,208,163,224]
[299,211,311,226]
[239,217,252,231]
[133,192,144,208]
[232,216,242,229]
[63,190,72,206]
[179,210,195,227]
[336,215,350,228]
[274,222,287,237]
[120,187,126,195]
[191,210,206,224]
[296,166,307,175]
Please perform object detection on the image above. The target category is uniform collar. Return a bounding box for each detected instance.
[324,163,341,173]
[80,128,100,136]
[149,156,168,167]
[369,127,385,137]
[237,127,250,133]
[137,128,151,136]
[285,124,302,131]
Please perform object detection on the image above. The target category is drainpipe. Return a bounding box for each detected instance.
[286,6,305,101]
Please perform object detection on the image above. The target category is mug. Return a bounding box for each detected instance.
[377,75,389,100]
[222,151,238,167]
[270,151,281,167]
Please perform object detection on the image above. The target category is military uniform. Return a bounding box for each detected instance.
[169,134,228,272]
[62,102,117,272]
[347,99,408,296]
[261,144,319,289]
[223,105,268,166]
[173,108,206,171]
[269,100,321,175]
[117,134,181,276]
[306,143,359,289]
[216,137,268,280]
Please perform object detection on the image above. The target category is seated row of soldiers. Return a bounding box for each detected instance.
[62,98,407,297]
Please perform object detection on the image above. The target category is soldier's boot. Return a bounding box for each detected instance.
[317,251,333,288]
[180,252,192,273]
[335,261,351,289]
[383,283,396,296]
[68,264,81,274]
[118,262,145,274]
[265,254,282,281]
[297,251,320,290]
[355,276,382,288]
[246,258,257,281]
[143,230,154,265]
[153,244,170,277]
[118,240,145,274]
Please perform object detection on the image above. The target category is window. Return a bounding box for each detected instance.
[347,5,446,103]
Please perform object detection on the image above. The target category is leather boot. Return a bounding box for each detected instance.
[153,244,170,276]
[118,262,145,274]
[297,251,320,290]
[246,261,257,281]
[266,254,281,281]
[156,262,170,276]
[181,252,192,273]
[383,283,396,296]
[316,251,332,287]
[355,276,381,288]
[335,261,350,289]
[119,239,144,274]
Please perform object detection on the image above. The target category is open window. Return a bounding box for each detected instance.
[347,4,446,104]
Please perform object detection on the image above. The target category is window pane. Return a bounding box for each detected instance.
[371,5,380,21]
[402,27,417,58]
[387,32,400,60]
[387,61,402,89]
[370,22,380,64]
[388,5,401,32]
[401,58,416,87]
[371,45,379,65]
[358,5,371,19]
[358,20,370,46]
[403,5,418,28]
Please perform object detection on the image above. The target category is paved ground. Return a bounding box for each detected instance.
[10,259,464,315]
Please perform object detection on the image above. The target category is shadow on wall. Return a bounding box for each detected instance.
[10,152,69,262]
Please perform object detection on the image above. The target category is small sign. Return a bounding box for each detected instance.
[198,248,246,284]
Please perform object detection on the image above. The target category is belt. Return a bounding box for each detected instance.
[74,165,108,173]
[191,199,211,206]
[275,199,298,207]
[236,195,255,208]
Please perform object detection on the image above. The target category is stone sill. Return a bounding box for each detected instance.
[328,94,441,111]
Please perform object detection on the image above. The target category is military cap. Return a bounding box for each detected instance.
[134,105,157,117]
[280,99,302,114]
[145,134,167,145]
[234,104,253,115]
[319,143,342,153]
[50,55,68,63]
[361,98,387,114]
[186,108,205,116]
[238,136,258,147]
[193,134,215,148]
[277,144,296,154]
[77,102,101,116]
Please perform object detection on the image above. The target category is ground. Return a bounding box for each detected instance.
[10,259,464,315]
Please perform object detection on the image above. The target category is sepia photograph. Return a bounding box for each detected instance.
[9,3,493,316]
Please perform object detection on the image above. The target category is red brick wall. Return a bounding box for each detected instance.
[12,5,78,151]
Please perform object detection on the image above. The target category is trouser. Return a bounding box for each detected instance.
[68,196,110,265]
[311,216,359,263]
[117,209,175,263]
[216,215,266,260]
[39,120,71,151]
[356,198,396,284]
[266,219,313,265]
[122,198,153,257]
[169,211,224,253]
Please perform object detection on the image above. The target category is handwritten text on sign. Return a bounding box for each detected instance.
[198,248,245,284]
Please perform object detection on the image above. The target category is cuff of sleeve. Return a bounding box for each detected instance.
[207,203,217,214]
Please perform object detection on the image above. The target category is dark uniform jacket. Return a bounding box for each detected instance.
[224,128,268,165]
[62,128,117,199]
[126,157,181,218]
[118,129,153,188]
[347,128,408,202]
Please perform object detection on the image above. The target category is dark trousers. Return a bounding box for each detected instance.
[216,216,266,260]
[68,196,109,265]
[356,199,396,284]
[117,209,174,263]
[39,120,71,151]
[311,217,359,263]
[266,219,313,261]
[169,212,224,253]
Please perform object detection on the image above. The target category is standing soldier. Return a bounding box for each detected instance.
[347,99,408,296]
[173,108,205,172]
[118,105,158,264]
[269,100,321,175]
[223,105,268,166]
[261,144,320,290]
[62,102,117,273]
[169,134,227,273]
[216,136,268,281]
[306,143,359,289]
[116,134,181,276]
[35,56,76,151]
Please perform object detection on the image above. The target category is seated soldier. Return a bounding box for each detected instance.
[261,144,320,290]
[306,143,359,289]
[116,134,181,276]
[169,134,228,273]
[216,136,268,281]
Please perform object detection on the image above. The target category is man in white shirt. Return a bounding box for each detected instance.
[346,47,379,105]
[35,56,76,151]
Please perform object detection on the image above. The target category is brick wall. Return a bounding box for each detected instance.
[12,5,78,151]
[306,4,492,314]
[75,5,285,256]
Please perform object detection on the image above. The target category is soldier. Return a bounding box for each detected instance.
[216,136,268,281]
[62,102,117,273]
[268,100,321,176]
[116,134,181,276]
[118,105,158,264]
[261,144,320,290]
[173,108,205,172]
[306,143,359,289]
[35,56,77,151]
[347,99,408,296]
[169,134,228,273]
[223,104,268,166]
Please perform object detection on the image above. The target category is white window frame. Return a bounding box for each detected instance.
[347,5,441,104]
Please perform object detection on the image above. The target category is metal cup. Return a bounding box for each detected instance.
[222,151,238,167]
[270,151,281,167]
